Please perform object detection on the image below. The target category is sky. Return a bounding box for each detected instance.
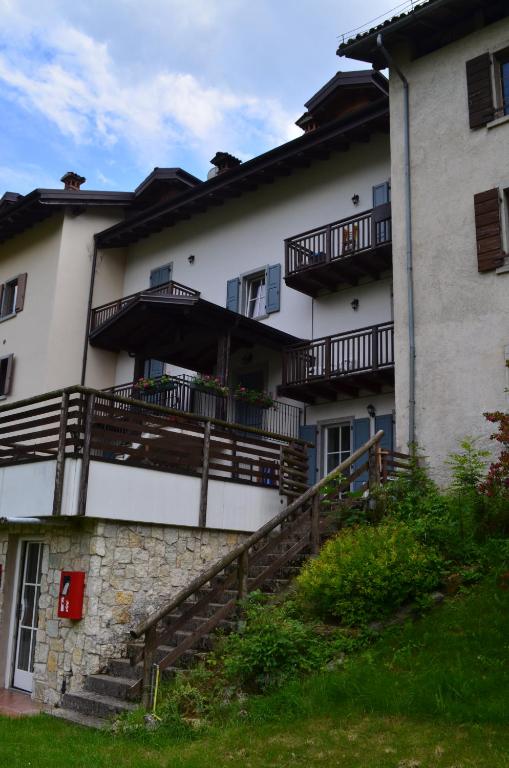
[0,0,407,195]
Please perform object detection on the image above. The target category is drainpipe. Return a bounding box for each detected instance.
[376,34,416,448]
[80,238,98,386]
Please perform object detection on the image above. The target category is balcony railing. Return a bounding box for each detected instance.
[91,281,199,332]
[284,207,391,296]
[105,375,302,439]
[281,322,394,396]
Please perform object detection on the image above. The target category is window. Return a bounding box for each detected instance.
[244,273,266,319]
[497,54,509,117]
[324,423,351,475]
[226,264,281,317]
[466,50,509,129]
[0,273,27,319]
[0,354,14,397]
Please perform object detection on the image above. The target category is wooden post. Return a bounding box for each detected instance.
[237,549,249,603]
[141,625,157,709]
[77,393,95,517]
[368,444,381,491]
[52,392,69,516]
[374,442,382,487]
[216,332,231,386]
[326,223,332,263]
[199,420,211,528]
[371,325,379,370]
[324,337,331,379]
[311,493,320,554]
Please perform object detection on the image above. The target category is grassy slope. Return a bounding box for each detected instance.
[2,574,509,768]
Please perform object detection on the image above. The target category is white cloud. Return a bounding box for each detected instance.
[0,15,299,174]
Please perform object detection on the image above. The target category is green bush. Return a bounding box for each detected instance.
[296,521,443,626]
[218,599,327,690]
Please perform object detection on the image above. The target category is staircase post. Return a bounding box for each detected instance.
[310,493,320,554]
[141,625,157,709]
[237,549,249,603]
[368,444,381,491]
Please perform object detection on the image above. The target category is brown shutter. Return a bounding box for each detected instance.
[474,188,505,272]
[15,273,27,312]
[466,53,494,129]
[3,354,14,395]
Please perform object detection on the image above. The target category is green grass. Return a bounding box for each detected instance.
[2,573,509,768]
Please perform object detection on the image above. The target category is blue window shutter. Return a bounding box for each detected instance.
[299,424,317,486]
[150,263,172,288]
[352,418,370,491]
[375,414,394,451]
[372,182,390,207]
[266,263,281,314]
[226,277,240,312]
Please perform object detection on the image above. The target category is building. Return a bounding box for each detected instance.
[0,71,396,709]
[339,0,509,481]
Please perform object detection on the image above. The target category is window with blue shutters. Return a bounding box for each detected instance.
[150,263,172,288]
[227,264,281,318]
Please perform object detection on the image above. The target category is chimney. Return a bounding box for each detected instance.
[209,152,241,176]
[61,171,86,191]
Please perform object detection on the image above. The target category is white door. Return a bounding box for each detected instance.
[12,541,44,692]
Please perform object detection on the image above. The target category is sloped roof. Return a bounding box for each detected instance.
[337,0,509,68]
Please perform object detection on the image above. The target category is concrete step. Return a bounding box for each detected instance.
[84,674,140,701]
[47,706,108,730]
[108,658,141,680]
[62,690,137,719]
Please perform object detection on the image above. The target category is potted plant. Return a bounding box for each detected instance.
[234,385,275,408]
[133,374,174,393]
[192,374,229,397]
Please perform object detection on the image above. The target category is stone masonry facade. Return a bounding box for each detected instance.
[0,521,245,706]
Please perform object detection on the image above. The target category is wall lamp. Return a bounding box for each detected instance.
[188,254,195,264]
[367,403,376,419]
[351,194,359,206]
[351,298,359,311]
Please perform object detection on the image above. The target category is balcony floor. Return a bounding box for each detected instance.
[278,365,395,404]
[285,242,392,297]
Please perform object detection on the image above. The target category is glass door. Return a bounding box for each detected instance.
[13,541,44,692]
[323,423,351,476]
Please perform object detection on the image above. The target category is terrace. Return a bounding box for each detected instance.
[279,321,394,403]
[284,207,392,297]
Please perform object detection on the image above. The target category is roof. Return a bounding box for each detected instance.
[0,167,202,245]
[89,292,304,370]
[304,70,388,112]
[337,0,509,68]
[96,97,389,249]
[0,189,134,245]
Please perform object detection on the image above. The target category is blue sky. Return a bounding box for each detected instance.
[0,0,406,194]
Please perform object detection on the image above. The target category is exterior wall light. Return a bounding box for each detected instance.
[351,194,360,205]
[351,298,359,311]
[367,403,376,419]
[188,254,195,264]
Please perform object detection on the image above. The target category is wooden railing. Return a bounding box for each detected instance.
[130,429,393,705]
[106,375,303,439]
[90,281,199,331]
[285,207,392,277]
[0,386,308,518]
[283,322,394,386]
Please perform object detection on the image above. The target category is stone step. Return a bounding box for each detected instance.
[85,673,140,701]
[47,706,108,730]
[62,690,137,719]
[108,657,181,682]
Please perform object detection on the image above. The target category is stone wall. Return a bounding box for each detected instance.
[30,520,245,706]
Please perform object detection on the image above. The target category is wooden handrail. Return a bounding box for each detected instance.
[285,207,375,243]
[285,321,394,352]
[91,280,199,318]
[131,429,384,639]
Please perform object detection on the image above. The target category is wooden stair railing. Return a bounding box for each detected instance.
[130,429,385,706]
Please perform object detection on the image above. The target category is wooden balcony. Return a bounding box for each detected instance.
[90,280,199,333]
[279,322,394,403]
[284,206,392,297]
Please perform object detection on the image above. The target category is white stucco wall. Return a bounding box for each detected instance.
[0,460,56,517]
[0,207,125,401]
[389,17,509,480]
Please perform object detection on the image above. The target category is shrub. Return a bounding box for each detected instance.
[218,599,326,690]
[296,521,443,626]
[479,411,509,499]
[446,438,490,491]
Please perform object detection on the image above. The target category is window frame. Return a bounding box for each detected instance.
[494,48,509,119]
[0,354,14,398]
[240,266,269,321]
[322,421,352,477]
